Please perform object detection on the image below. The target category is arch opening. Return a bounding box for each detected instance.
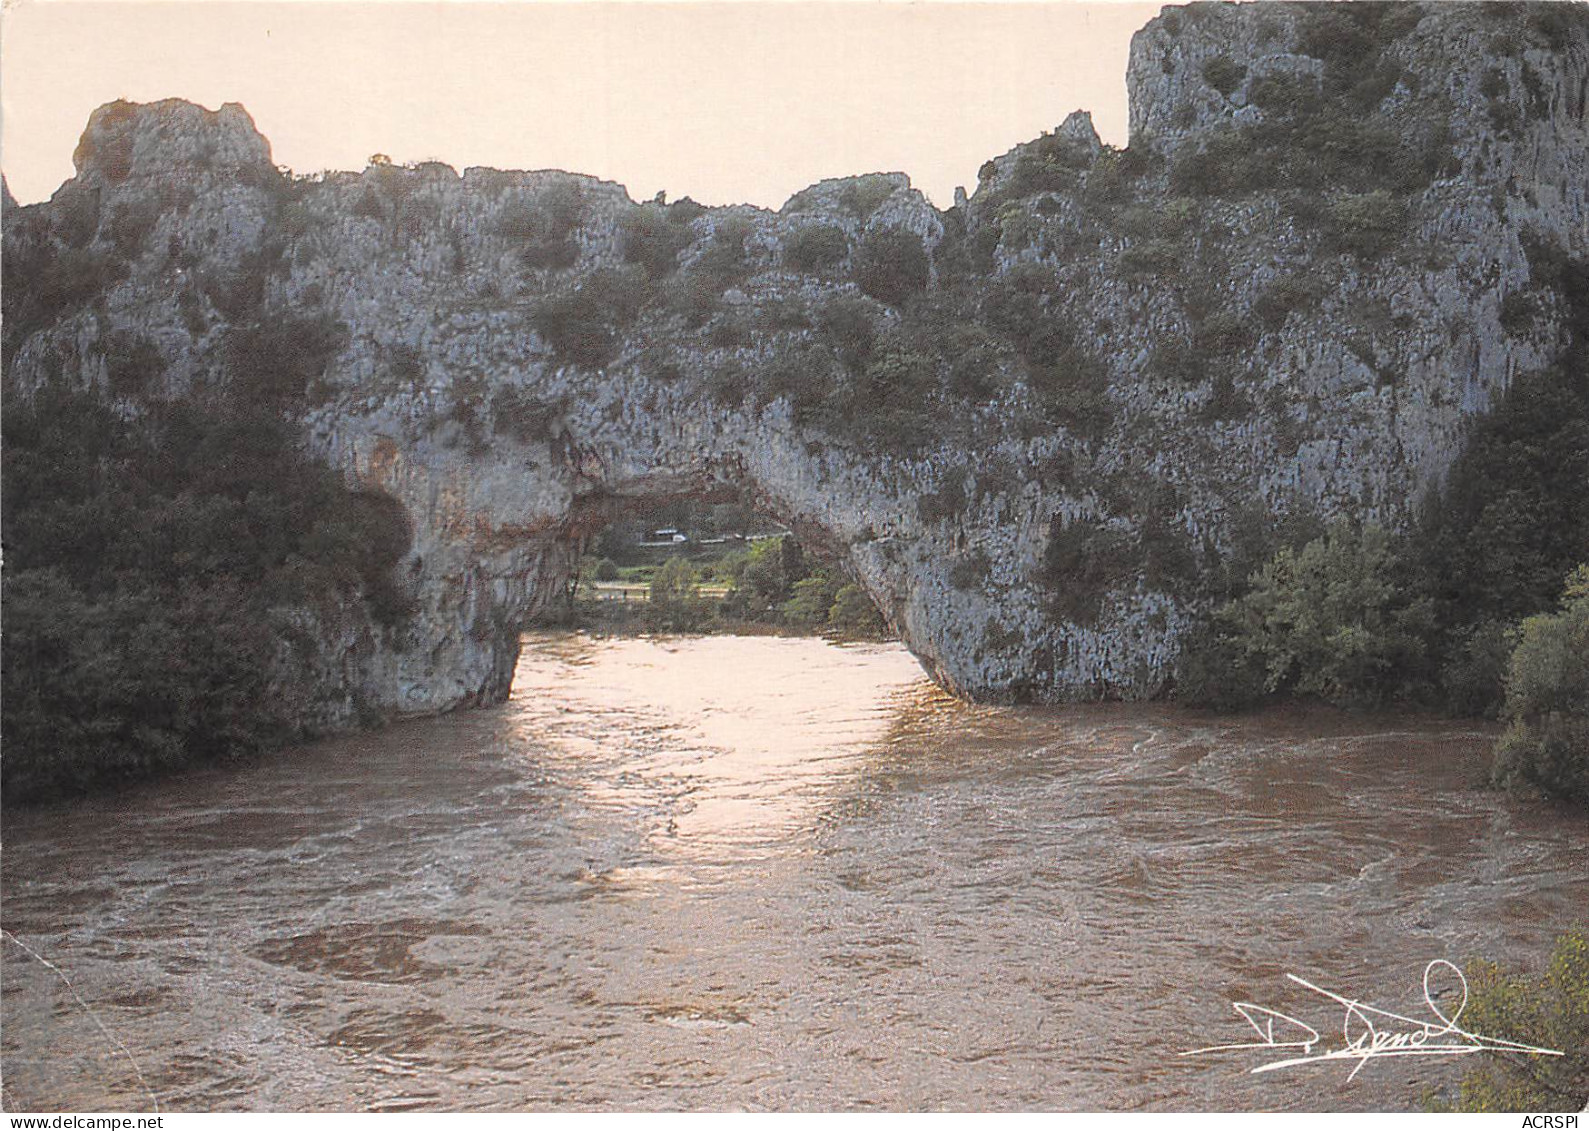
[534,489,895,642]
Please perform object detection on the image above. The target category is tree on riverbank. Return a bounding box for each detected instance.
[1490,565,1589,806]
[646,555,706,630]
[1177,522,1433,709]
[1424,929,1589,1112]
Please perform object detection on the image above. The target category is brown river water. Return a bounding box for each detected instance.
[2,633,1585,1112]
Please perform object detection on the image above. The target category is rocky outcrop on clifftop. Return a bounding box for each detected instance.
[4,2,1586,719]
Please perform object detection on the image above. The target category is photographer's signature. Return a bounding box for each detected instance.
[1182,960,1563,1079]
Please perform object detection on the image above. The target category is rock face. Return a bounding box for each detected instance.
[4,2,1586,719]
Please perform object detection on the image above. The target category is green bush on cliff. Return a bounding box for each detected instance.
[1323,190,1406,260]
[531,266,650,369]
[1,241,129,364]
[853,227,930,307]
[225,309,349,405]
[1529,4,1584,52]
[1082,146,1158,208]
[1029,345,1112,437]
[837,175,899,220]
[761,349,853,434]
[1171,113,1434,201]
[831,343,941,453]
[982,268,1058,359]
[691,217,752,290]
[664,217,753,327]
[1170,0,1449,210]
[1253,273,1326,329]
[1193,310,1253,356]
[1295,2,1425,90]
[1423,930,1589,1112]
[861,348,937,408]
[101,330,164,397]
[817,295,881,372]
[620,201,694,279]
[1002,132,1095,199]
[1201,55,1247,97]
[501,181,585,270]
[783,224,850,273]
[1490,566,1589,806]
[1039,515,1135,628]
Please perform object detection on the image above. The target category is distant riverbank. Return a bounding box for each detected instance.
[547,533,891,641]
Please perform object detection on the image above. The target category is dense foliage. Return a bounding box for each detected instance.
[1417,358,1589,714]
[1177,523,1433,710]
[718,536,887,636]
[1424,930,1589,1112]
[1,380,412,803]
[782,224,850,274]
[1490,567,1589,806]
[1180,528,1587,805]
[852,228,930,307]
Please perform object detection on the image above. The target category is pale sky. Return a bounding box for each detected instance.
[1,0,1160,209]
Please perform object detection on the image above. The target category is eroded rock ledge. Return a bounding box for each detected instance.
[4,2,1586,718]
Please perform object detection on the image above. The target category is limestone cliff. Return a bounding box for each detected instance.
[4,1,1586,718]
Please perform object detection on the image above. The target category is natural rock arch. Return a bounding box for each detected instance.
[4,2,1586,727]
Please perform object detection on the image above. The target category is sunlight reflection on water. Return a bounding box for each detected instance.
[510,634,926,855]
[2,634,1584,1112]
